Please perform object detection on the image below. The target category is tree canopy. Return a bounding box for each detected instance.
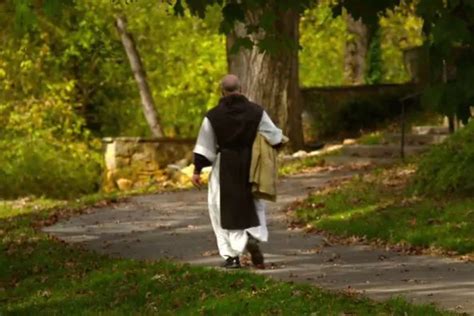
[417,0,474,123]
[11,0,473,123]
[3,0,473,196]
[337,0,474,123]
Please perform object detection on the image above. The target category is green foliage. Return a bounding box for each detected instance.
[177,0,315,54]
[1,1,128,134]
[0,25,102,199]
[279,156,325,176]
[300,2,348,87]
[3,0,226,138]
[414,121,474,196]
[365,30,383,84]
[121,1,226,137]
[379,2,424,84]
[13,0,315,55]
[78,1,225,138]
[1,0,225,197]
[358,132,385,145]
[3,0,463,199]
[0,80,102,199]
[302,1,423,86]
[296,166,474,254]
[332,0,399,31]
[416,0,474,122]
[0,139,102,199]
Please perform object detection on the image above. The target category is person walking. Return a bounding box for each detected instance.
[192,74,283,269]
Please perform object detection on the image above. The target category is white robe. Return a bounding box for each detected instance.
[194,111,283,258]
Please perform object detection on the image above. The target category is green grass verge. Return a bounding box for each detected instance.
[413,121,474,196]
[279,156,325,177]
[1,194,453,315]
[296,165,474,255]
[278,147,345,177]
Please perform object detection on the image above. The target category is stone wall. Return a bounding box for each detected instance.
[102,137,195,192]
[301,84,417,140]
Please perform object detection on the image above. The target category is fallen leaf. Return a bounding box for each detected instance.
[38,290,51,298]
[201,250,219,257]
[151,274,165,281]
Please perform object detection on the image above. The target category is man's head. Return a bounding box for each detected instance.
[221,74,241,96]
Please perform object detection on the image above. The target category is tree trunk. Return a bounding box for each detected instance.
[226,8,304,151]
[115,15,164,138]
[344,15,369,85]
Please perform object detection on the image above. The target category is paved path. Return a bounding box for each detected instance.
[44,171,474,314]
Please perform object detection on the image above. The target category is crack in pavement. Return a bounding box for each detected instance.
[44,170,474,314]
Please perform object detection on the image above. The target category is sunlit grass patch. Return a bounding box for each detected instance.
[279,155,326,176]
[278,146,344,177]
[358,131,386,145]
[295,165,474,255]
[414,121,474,196]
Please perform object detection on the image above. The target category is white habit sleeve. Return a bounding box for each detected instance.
[194,117,217,162]
[258,111,283,145]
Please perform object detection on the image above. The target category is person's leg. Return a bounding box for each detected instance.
[227,197,268,254]
[220,200,268,267]
[207,157,240,268]
[209,204,241,259]
[246,233,264,268]
[209,209,241,268]
[245,199,268,241]
[245,199,266,268]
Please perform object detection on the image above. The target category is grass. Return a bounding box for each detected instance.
[413,121,474,196]
[279,155,325,176]
[278,145,344,177]
[358,132,386,145]
[295,164,474,255]
[0,194,454,315]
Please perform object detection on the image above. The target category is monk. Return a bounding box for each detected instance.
[192,74,283,268]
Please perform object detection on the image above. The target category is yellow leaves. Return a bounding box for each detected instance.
[1,80,85,142]
[19,60,33,72]
[405,15,423,32]
[300,3,347,87]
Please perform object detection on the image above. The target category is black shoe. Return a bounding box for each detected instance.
[222,256,241,269]
[246,236,264,268]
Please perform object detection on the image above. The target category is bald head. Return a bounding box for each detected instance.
[221,74,241,95]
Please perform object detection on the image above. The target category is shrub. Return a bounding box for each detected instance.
[0,138,102,199]
[414,121,474,195]
[0,69,103,199]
